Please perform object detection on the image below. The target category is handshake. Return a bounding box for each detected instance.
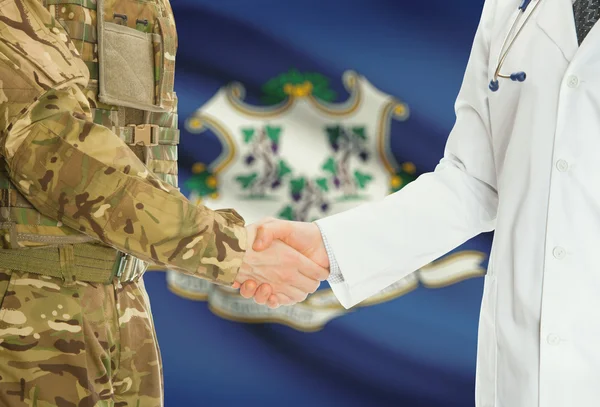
[232,218,330,309]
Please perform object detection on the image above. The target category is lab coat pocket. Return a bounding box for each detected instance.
[475,272,498,407]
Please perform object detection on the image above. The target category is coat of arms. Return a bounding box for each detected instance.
[166,70,486,331]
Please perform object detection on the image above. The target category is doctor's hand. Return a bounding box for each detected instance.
[233,223,329,308]
[233,218,330,308]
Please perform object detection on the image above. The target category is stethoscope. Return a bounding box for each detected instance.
[489,0,543,91]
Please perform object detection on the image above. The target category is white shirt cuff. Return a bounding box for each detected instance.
[314,221,345,284]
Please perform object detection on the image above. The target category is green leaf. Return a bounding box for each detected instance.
[390,171,418,193]
[322,157,337,175]
[290,177,306,195]
[325,126,342,148]
[266,126,282,145]
[184,174,216,196]
[306,72,336,101]
[260,70,337,105]
[278,206,295,221]
[354,171,373,189]
[288,68,303,84]
[307,73,328,87]
[261,76,289,105]
[262,77,281,93]
[235,173,258,189]
[242,128,255,143]
[184,176,204,193]
[316,178,329,192]
[352,127,366,140]
[278,160,292,178]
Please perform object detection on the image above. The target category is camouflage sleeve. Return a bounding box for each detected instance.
[0,0,246,285]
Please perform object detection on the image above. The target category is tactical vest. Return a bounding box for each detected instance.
[0,0,179,281]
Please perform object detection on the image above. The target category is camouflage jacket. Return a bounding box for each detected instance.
[0,0,247,285]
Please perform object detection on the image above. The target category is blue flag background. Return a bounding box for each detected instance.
[142,0,494,405]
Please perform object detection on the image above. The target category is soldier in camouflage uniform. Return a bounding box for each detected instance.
[0,0,328,406]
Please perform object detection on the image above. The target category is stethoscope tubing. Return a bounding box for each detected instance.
[490,0,543,91]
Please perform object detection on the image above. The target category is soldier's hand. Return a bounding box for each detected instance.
[233,223,329,309]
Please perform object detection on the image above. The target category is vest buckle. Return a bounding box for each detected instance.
[113,251,147,283]
[128,124,159,147]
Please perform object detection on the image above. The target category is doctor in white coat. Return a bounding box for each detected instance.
[237,0,600,405]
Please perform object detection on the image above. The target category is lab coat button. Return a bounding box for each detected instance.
[553,247,566,260]
[547,334,561,346]
[567,75,579,88]
[556,159,569,172]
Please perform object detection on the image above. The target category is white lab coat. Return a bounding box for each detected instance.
[317,0,600,405]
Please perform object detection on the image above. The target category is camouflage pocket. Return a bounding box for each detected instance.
[153,16,177,112]
[96,0,171,113]
[0,272,86,354]
[0,273,106,405]
[98,20,161,111]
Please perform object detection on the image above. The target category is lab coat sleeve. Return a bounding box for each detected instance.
[316,0,499,309]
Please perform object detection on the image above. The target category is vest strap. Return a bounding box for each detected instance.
[45,0,98,10]
[58,245,77,286]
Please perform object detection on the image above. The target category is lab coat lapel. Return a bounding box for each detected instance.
[535,0,578,61]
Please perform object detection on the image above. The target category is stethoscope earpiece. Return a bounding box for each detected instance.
[519,0,532,11]
[489,80,500,92]
[510,72,527,82]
